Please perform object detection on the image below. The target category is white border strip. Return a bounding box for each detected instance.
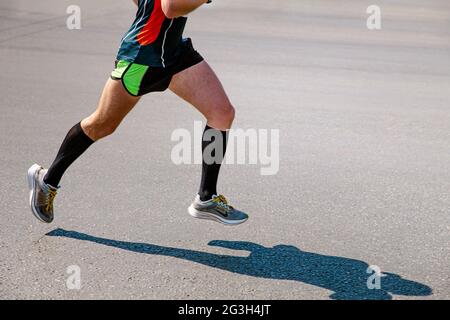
[161,19,174,68]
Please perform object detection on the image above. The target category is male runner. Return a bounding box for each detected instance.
[27,0,248,225]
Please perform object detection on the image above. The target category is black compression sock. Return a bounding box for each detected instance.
[43,122,94,187]
[198,125,228,201]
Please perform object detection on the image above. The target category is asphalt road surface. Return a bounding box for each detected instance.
[1,0,449,299]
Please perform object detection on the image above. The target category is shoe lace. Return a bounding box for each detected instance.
[212,195,234,211]
[45,188,58,211]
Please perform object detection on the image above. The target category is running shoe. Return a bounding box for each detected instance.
[188,194,248,225]
[27,164,58,223]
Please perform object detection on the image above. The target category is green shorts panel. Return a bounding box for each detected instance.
[111,61,149,96]
[110,38,204,97]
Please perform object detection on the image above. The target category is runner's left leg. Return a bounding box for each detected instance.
[28,78,140,223]
[44,78,140,187]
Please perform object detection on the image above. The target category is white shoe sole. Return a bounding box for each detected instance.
[27,164,49,223]
[188,205,248,226]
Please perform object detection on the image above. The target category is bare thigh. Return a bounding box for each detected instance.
[81,78,141,141]
[169,61,235,130]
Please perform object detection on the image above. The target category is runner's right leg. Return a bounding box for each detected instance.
[28,78,140,223]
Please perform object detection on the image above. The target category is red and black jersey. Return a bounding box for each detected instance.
[117,0,187,67]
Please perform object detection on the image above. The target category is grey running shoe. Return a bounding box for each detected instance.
[27,164,58,223]
[188,194,248,225]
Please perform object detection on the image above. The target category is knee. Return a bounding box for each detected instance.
[207,102,235,129]
[224,103,236,123]
[81,117,118,141]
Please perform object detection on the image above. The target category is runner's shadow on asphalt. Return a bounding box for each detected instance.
[46,228,432,300]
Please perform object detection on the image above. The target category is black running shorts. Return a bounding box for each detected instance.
[111,38,204,96]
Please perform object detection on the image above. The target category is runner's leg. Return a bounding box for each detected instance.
[169,61,235,201]
[169,61,234,131]
[44,79,140,187]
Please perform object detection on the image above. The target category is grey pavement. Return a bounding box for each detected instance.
[0,0,449,299]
